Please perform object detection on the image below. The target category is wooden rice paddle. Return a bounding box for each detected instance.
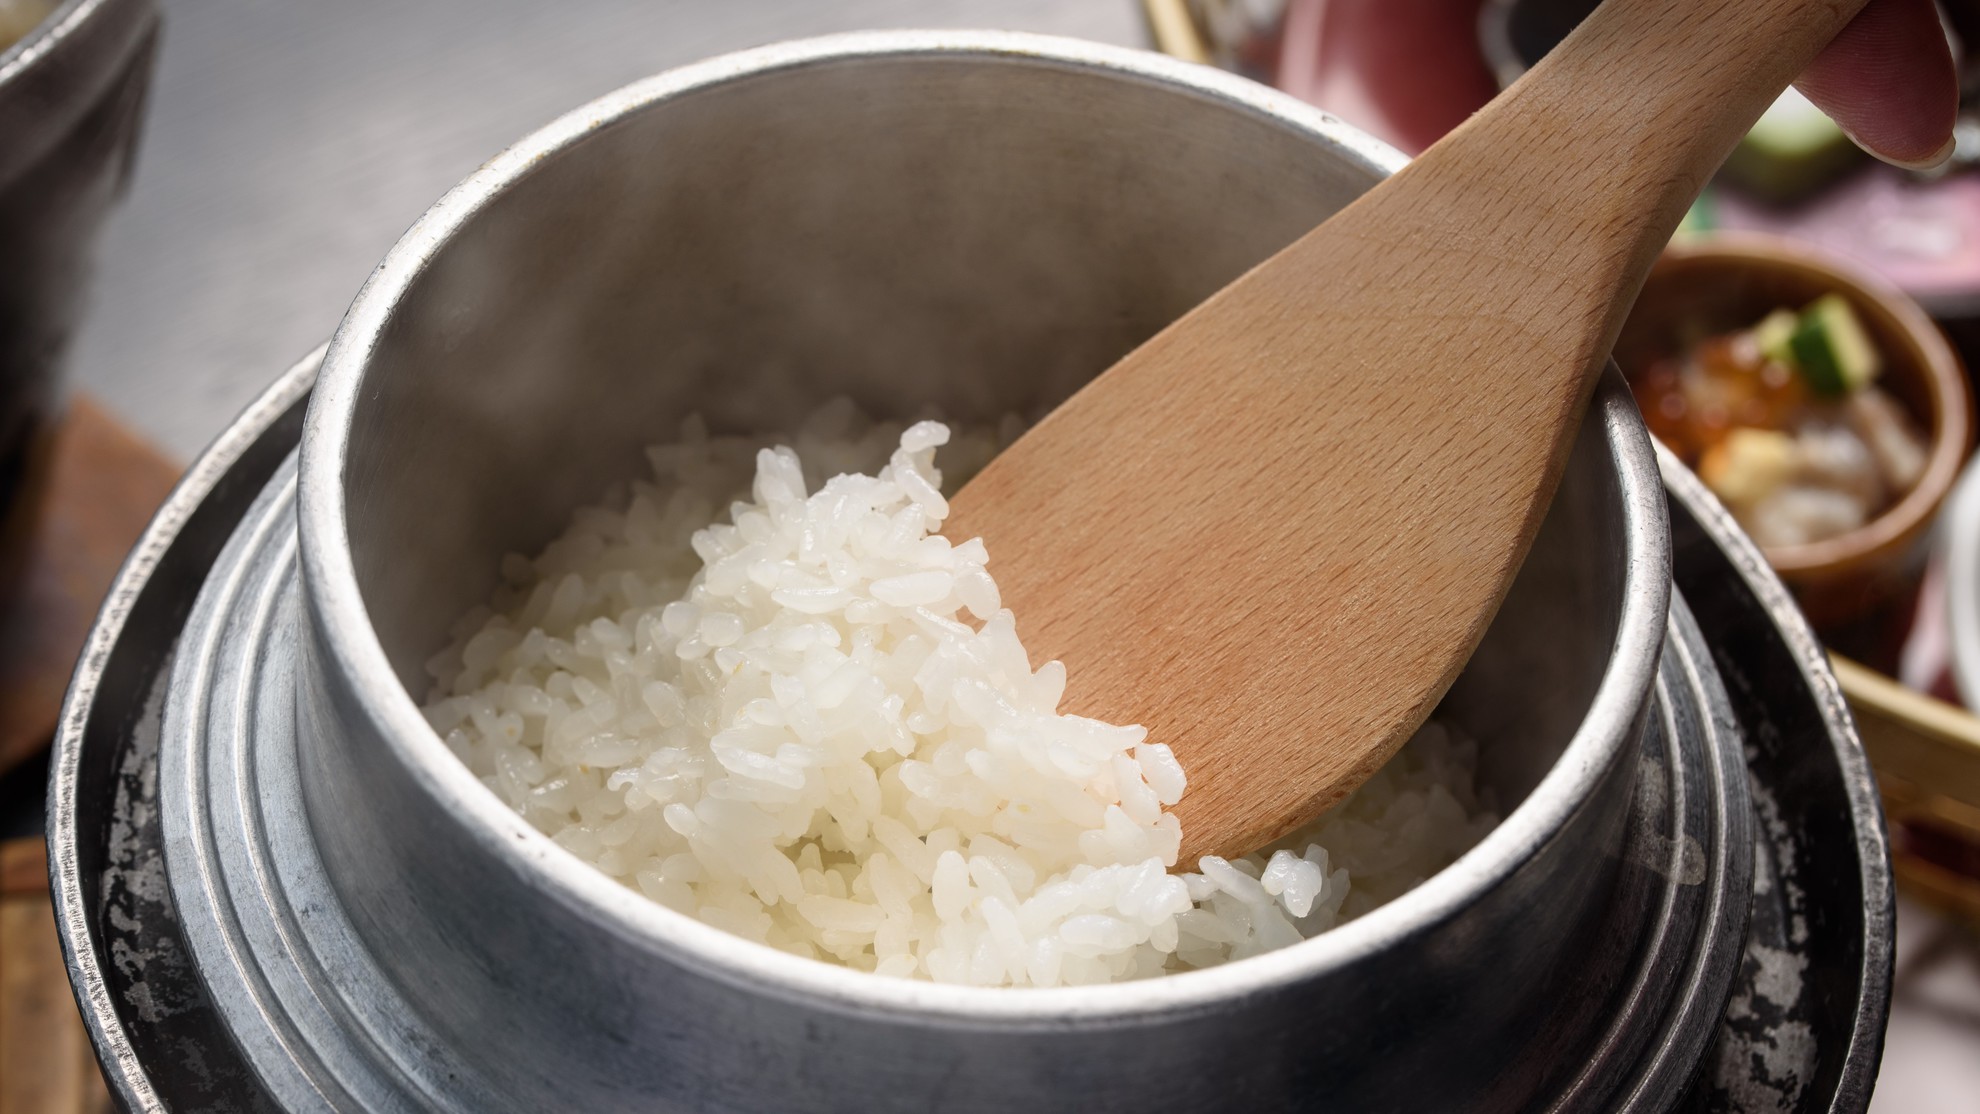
[943,0,1872,863]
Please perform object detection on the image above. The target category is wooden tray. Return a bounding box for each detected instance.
[0,396,178,1113]
[1,838,111,1114]
[0,397,179,776]
[1834,658,1980,924]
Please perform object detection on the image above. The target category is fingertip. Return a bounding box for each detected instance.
[1797,0,1957,169]
[1861,132,1956,173]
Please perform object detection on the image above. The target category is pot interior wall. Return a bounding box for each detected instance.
[337,49,1624,816]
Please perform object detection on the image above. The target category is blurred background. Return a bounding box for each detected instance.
[67,0,1144,458]
[3,0,1979,1109]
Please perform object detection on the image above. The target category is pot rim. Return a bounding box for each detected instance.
[0,0,158,190]
[297,28,1673,1022]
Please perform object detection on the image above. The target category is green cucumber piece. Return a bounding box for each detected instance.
[1751,309,1798,365]
[1789,294,1880,396]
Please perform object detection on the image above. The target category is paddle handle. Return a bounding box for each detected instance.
[946,0,1884,863]
[1513,0,1873,175]
[1145,0,1877,858]
[1394,0,1873,397]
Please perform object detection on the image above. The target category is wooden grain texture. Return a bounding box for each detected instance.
[1837,655,1980,815]
[1834,655,1980,928]
[0,396,180,776]
[1137,0,1209,63]
[0,839,111,1114]
[0,843,40,900]
[946,0,1872,861]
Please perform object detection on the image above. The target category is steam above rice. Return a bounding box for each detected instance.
[422,402,1499,986]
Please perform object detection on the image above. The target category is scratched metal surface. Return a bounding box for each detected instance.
[65,0,1143,462]
[1663,455,1893,1114]
[57,356,1887,1112]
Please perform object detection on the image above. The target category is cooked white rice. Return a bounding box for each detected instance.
[422,402,1499,986]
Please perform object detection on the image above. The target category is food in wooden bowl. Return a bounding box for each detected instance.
[1633,293,1926,548]
[1617,235,1972,624]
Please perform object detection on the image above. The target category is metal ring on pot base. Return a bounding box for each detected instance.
[151,448,1750,1114]
[53,353,1894,1112]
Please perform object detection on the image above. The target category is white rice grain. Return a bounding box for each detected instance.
[424,405,1500,986]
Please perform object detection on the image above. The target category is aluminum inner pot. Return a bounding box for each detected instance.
[282,31,1691,1112]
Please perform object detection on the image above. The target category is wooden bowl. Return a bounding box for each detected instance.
[1617,234,1974,629]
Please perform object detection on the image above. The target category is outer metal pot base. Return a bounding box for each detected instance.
[44,351,1899,1112]
[1663,455,1895,1111]
[164,459,1745,1113]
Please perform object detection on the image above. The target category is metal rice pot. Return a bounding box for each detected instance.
[0,0,157,588]
[93,33,1752,1112]
[274,32,1730,1111]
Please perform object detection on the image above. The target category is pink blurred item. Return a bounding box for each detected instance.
[1714,168,1980,319]
[1274,0,1497,154]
